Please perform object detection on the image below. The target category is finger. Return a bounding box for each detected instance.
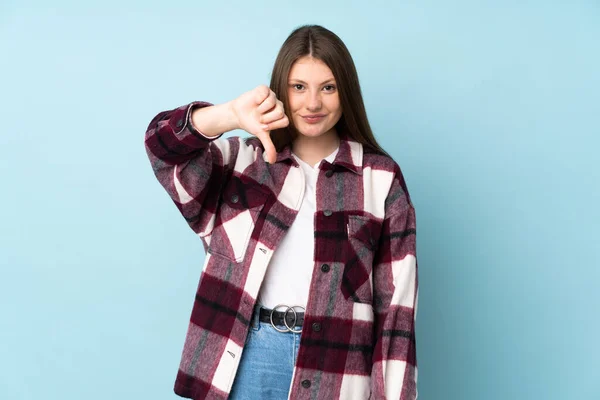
[264,115,289,131]
[260,105,285,125]
[258,132,277,164]
[254,85,270,105]
[256,91,277,114]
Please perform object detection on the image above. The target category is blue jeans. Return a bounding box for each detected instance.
[228,305,302,400]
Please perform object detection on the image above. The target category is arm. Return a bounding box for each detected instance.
[371,172,419,399]
[144,101,239,241]
[143,86,290,243]
[190,101,239,138]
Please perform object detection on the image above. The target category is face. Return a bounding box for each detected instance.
[287,56,343,139]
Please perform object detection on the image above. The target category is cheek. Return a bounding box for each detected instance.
[287,94,301,111]
[329,104,342,121]
[325,97,341,114]
[289,103,302,117]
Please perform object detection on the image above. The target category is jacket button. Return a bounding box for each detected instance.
[312,322,322,332]
[321,264,330,273]
[175,119,184,128]
[301,379,311,388]
[231,194,239,203]
[323,210,332,217]
[325,170,334,178]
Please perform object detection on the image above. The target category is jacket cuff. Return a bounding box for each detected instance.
[168,101,222,141]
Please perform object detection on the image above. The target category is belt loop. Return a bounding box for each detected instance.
[251,304,261,329]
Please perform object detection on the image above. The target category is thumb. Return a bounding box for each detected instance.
[258,131,277,164]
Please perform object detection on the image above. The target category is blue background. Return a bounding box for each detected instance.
[1,1,598,399]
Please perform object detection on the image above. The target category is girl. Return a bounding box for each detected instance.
[145,25,418,400]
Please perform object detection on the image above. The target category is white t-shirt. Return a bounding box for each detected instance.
[257,148,339,309]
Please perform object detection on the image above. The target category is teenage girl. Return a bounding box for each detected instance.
[145,24,418,400]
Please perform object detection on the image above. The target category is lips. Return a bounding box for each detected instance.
[301,114,326,124]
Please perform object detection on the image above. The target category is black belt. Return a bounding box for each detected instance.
[258,306,305,332]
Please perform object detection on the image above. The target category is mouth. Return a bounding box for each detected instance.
[301,114,326,124]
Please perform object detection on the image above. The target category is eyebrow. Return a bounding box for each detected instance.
[288,78,336,85]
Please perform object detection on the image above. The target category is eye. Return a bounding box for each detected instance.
[291,84,304,90]
[323,85,336,92]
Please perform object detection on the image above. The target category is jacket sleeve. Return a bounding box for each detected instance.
[370,168,418,399]
[144,101,239,248]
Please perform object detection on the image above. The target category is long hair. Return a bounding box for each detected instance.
[269,25,388,155]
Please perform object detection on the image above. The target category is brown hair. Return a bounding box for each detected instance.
[269,25,388,155]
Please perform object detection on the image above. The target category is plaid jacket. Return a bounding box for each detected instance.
[144,102,419,400]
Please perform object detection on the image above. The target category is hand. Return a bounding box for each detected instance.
[229,85,289,163]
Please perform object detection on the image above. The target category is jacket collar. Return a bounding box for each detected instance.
[273,136,363,175]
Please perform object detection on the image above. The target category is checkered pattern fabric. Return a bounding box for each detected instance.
[145,102,418,399]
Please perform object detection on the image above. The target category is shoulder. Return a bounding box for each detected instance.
[361,145,413,211]
[362,145,396,169]
[362,145,407,186]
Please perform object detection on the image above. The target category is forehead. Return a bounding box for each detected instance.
[288,56,335,81]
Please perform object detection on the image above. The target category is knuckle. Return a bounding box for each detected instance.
[257,85,269,99]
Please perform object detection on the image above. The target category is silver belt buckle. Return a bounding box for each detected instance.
[269,304,305,333]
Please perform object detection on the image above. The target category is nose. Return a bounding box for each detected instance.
[306,89,322,112]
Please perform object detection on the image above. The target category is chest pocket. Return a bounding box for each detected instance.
[342,215,383,304]
[208,176,269,264]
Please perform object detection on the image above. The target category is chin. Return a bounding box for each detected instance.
[295,123,332,138]
[300,131,324,138]
[297,129,326,138]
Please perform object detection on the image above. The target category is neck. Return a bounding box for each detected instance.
[292,129,340,166]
